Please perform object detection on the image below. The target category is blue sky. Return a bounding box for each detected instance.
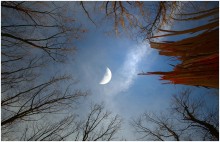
[13,2,217,140]
[1,1,218,141]
[51,3,218,139]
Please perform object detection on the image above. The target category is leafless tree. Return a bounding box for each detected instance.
[2,1,85,62]
[171,89,219,140]
[131,112,182,141]
[1,2,88,140]
[1,75,88,139]
[78,104,122,141]
[2,75,86,125]
[131,89,219,141]
[79,1,145,36]
[139,1,179,38]
[9,103,122,141]
[1,1,86,100]
[19,115,81,141]
[79,1,180,39]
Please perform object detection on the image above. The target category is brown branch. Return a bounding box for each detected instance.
[80,1,97,26]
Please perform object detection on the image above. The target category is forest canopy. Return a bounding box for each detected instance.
[1,1,219,141]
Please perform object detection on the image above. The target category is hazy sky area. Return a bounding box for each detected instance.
[69,28,218,140]
[40,2,218,140]
[2,1,219,141]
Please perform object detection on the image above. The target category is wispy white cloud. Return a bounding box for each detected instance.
[103,42,153,96]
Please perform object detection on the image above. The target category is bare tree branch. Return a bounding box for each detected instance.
[131,89,219,141]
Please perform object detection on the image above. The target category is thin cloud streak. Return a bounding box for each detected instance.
[103,42,153,96]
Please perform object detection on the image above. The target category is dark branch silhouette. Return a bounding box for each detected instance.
[2,75,87,126]
[131,89,219,141]
[15,104,121,141]
[80,104,122,141]
[2,1,84,62]
[1,2,88,140]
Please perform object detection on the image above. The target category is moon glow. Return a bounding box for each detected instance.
[99,67,112,85]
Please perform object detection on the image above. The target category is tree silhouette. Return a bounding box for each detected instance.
[131,89,219,141]
[10,104,122,141]
[2,1,218,141]
[1,2,88,140]
[80,104,122,141]
[19,115,80,141]
[79,1,179,37]
[2,1,85,62]
[1,1,86,104]
[2,75,87,126]
[79,2,219,87]
[1,2,123,141]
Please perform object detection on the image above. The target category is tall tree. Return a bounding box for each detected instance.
[13,104,122,141]
[131,89,219,141]
[79,1,179,37]
[79,104,122,141]
[1,1,88,140]
[2,1,85,62]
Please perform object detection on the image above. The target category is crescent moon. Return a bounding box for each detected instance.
[99,67,112,85]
